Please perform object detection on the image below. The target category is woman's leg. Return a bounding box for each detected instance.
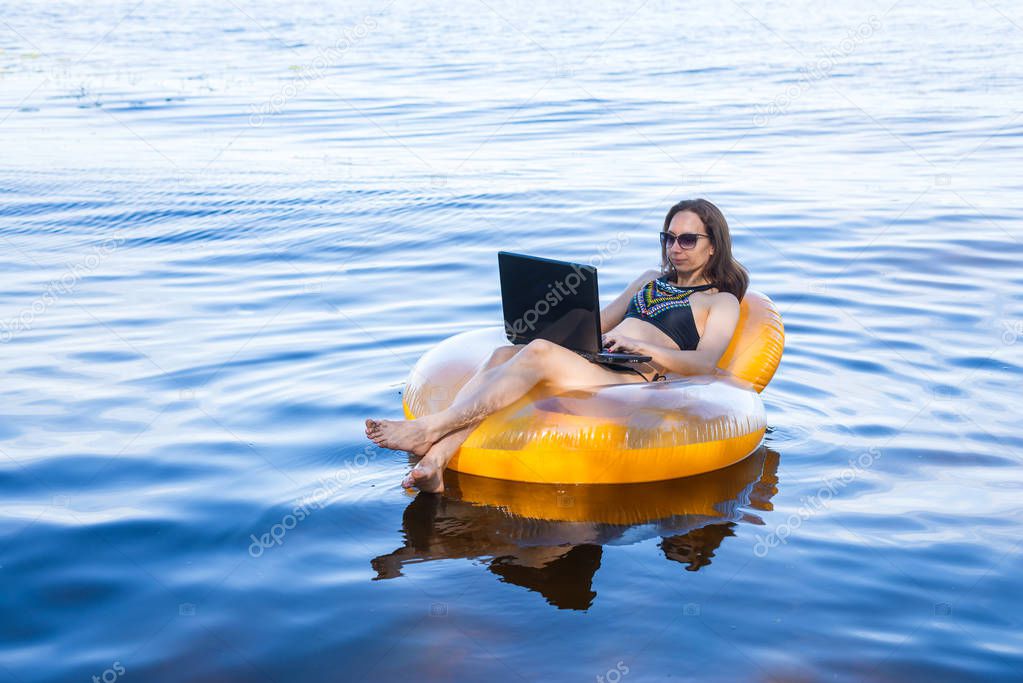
[367,339,646,456]
[365,344,522,450]
[400,424,474,492]
[368,339,553,454]
[397,349,651,492]
[440,344,525,416]
[396,346,526,493]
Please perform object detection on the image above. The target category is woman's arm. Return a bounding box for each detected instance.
[607,293,741,375]
[600,268,661,334]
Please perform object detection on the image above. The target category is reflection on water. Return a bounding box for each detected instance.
[373,448,779,609]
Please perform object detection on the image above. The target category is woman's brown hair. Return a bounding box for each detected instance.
[659,198,749,300]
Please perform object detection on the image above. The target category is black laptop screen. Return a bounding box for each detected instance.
[497,251,601,353]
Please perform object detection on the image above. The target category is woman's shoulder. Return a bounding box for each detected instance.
[708,289,740,310]
[629,268,663,290]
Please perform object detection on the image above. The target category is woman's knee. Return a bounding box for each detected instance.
[487,344,523,367]
[518,339,557,367]
[486,343,519,359]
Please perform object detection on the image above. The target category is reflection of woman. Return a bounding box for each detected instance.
[366,198,751,492]
[371,447,779,610]
[371,493,607,610]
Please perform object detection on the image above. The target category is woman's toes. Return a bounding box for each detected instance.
[401,461,444,493]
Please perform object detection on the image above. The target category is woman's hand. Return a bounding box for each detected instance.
[601,331,646,354]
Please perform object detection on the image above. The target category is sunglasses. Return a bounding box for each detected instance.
[660,231,710,250]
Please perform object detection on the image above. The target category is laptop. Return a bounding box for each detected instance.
[497,251,652,364]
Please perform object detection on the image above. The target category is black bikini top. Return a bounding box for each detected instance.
[622,275,715,351]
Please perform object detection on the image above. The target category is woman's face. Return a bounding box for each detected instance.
[665,210,714,274]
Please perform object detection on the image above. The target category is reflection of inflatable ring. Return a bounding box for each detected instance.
[445,446,777,525]
[402,290,784,484]
[371,448,781,609]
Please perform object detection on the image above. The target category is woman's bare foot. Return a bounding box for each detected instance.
[401,458,444,493]
[365,417,439,456]
[396,423,475,494]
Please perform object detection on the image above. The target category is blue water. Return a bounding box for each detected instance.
[2,1,1022,680]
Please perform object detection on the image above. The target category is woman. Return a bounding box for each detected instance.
[366,198,749,492]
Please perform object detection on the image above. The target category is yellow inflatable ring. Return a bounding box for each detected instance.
[402,290,784,484]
